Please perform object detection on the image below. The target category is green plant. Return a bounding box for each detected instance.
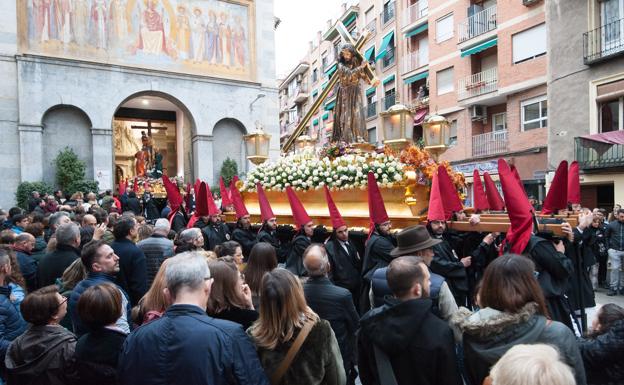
[55,147,86,192]
[66,180,99,197]
[219,157,239,186]
[15,181,54,210]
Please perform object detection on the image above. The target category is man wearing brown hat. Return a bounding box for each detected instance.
[370,225,458,320]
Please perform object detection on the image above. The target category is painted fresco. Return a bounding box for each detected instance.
[22,0,254,80]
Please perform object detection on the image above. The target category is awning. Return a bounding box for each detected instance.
[312,89,319,97]
[325,101,336,111]
[325,63,338,77]
[321,81,328,90]
[313,118,319,126]
[322,112,330,120]
[366,87,376,96]
[581,130,624,145]
[414,107,429,125]
[364,46,375,62]
[461,37,498,57]
[375,31,395,61]
[405,23,428,38]
[382,74,395,85]
[344,13,357,27]
[404,71,429,84]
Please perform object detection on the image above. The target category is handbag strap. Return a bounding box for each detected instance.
[373,344,398,385]
[271,319,315,385]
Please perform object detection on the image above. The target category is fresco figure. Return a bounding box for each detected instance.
[191,7,205,63]
[175,5,191,60]
[205,10,218,64]
[91,0,108,49]
[137,0,167,55]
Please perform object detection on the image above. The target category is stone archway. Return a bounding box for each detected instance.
[212,118,247,183]
[112,92,197,185]
[41,105,93,186]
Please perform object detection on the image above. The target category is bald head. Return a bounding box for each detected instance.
[82,214,97,227]
[15,232,35,253]
[303,244,329,278]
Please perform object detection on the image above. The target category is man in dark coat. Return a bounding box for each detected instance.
[37,223,81,287]
[126,192,142,216]
[141,188,160,221]
[284,186,314,277]
[12,232,39,292]
[358,256,462,385]
[257,219,289,263]
[111,216,147,306]
[303,245,359,385]
[361,222,396,311]
[118,252,269,385]
[325,228,361,305]
[232,215,257,260]
[137,218,174,287]
[566,211,596,318]
[196,214,230,251]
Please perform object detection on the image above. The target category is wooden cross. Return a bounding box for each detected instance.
[130,121,168,136]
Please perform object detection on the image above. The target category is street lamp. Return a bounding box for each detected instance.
[422,113,449,159]
[380,104,414,152]
[244,123,271,165]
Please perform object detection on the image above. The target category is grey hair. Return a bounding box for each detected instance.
[56,223,80,246]
[165,252,210,298]
[154,218,171,232]
[303,244,330,278]
[490,344,575,385]
[179,228,201,243]
[49,211,70,227]
[0,249,10,268]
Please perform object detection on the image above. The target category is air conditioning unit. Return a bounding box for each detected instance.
[296,74,303,82]
[522,0,540,6]
[470,105,487,121]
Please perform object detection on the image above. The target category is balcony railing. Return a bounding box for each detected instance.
[366,102,378,118]
[292,86,309,104]
[381,93,397,111]
[382,47,396,69]
[403,0,428,27]
[458,67,498,100]
[584,17,624,64]
[458,6,497,43]
[381,2,395,25]
[472,130,508,157]
[575,137,624,169]
[408,96,429,111]
[365,18,377,37]
[403,50,427,73]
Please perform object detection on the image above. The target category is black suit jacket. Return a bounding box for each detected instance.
[303,276,359,368]
[325,238,361,293]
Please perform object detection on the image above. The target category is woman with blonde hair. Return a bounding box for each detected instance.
[248,268,345,385]
[134,259,171,325]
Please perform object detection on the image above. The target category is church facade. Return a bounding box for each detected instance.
[0,0,279,208]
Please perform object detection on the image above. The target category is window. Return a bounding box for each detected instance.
[382,1,395,24]
[448,120,458,146]
[368,127,377,145]
[493,113,506,131]
[436,13,454,43]
[512,23,547,64]
[436,67,454,95]
[600,97,624,132]
[288,110,297,124]
[384,88,396,110]
[287,80,297,96]
[321,53,328,70]
[365,6,375,23]
[311,68,318,83]
[521,95,548,130]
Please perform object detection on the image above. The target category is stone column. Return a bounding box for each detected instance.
[192,134,213,185]
[18,124,43,181]
[91,128,114,192]
[176,109,184,177]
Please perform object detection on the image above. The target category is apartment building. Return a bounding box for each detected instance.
[279,0,549,203]
[547,0,624,209]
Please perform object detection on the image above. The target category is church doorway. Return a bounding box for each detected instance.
[112,93,195,189]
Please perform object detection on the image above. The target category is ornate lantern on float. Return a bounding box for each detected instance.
[422,113,450,159]
[295,134,316,153]
[244,125,271,165]
[380,104,414,151]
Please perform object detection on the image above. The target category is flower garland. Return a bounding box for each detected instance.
[388,145,466,190]
[242,149,405,192]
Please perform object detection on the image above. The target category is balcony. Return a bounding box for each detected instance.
[381,93,397,111]
[472,130,508,157]
[403,0,428,28]
[365,18,377,37]
[408,96,429,111]
[403,50,427,74]
[381,2,395,26]
[575,134,624,169]
[292,86,309,104]
[584,17,624,64]
[458,6,497,44]
[458,67,498,100]
[382,47,396,69]
[366,102,378,119]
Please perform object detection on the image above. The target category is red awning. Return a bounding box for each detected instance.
[581,130,624,145]
[414,107,429,125]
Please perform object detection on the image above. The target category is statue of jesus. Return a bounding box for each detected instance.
[331,44,380,144]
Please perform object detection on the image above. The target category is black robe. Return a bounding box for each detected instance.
[325,237,361,299]
[170,211,188,235]
[201,223,230,251]
[525,235,574,330]
[232,227,257,260]
[566,228,596,312]
[360,232,396,312]
[285,234,311,277]
[257,229,289,263]
[430,237,468,307]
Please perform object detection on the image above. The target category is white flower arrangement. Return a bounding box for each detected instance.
[242,149,406,192]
